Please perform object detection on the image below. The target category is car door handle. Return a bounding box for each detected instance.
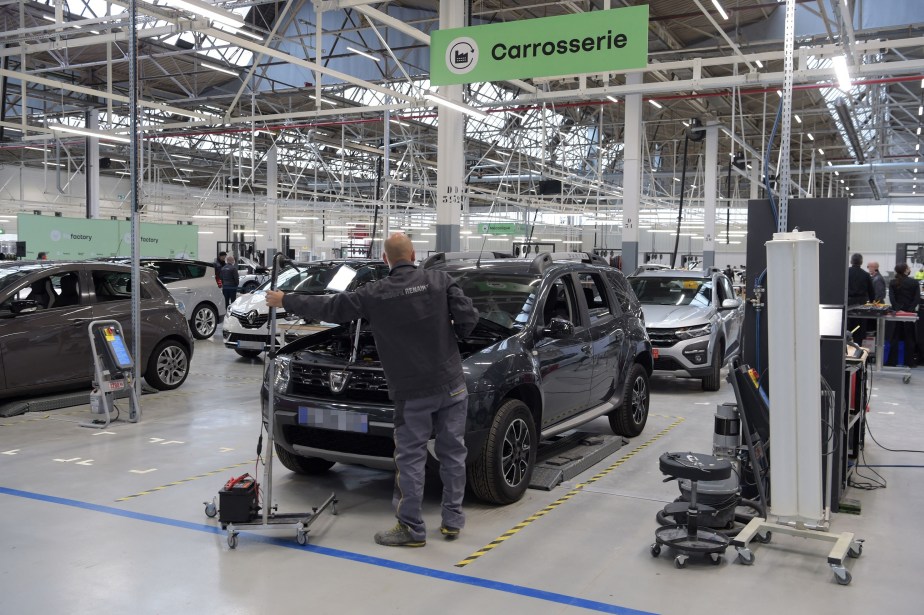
[581,344,591,352]
[71,318,92,326]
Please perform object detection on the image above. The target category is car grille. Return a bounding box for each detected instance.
[290,364,390,402]
[231,310,269,329]
[648,329,681,347]
[654,356,686,371]
[283,425,395,458]
[231,332,268,343]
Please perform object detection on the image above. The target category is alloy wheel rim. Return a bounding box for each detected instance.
[501,417,531,487]
[157,346,188,385]
[195,309,216,336]
[632,376,648,424]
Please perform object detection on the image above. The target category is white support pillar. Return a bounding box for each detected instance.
[266,144,278,264]
[85,110,100,219]
[703,123,718,269]
[749,162,760,200]
[435,0,465,252]
[621,72,643,272]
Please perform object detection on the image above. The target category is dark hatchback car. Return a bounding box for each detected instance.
[265,252,652,505]
[0,261,194,399]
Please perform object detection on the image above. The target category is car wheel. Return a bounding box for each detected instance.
[145,339,190,390]
[468,398,536,505]
[242,282,258,294]
[701,342,723,391]
[191,303,218,339]
[235,349,262,359]
[274,443,335,475]
[609,363,650,437]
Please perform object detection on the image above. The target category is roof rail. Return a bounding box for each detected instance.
[421,251,513,269]
[526,251,611,273]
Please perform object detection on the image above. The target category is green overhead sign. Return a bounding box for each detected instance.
[17,214,199,260]
[479,222,525,236]
[430,5,648,86]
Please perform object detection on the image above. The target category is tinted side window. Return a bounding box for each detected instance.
[92,271,151,301]
[186,264,207,278]
[146,261,186,283]
[606,271,634,313]
[577,272,619,319]
[541,274,581,326]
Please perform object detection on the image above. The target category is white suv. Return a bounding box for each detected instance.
[140,259,226,339]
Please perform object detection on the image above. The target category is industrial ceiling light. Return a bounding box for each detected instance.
[832,55,852,91]
[710,0,729,20]
[818,148,825,155]
[201,61,239,77]
[794,114,802,123]
[807,133,814,141]
[648,99,663,109]
[606,96,619,103]
[755,59,764,68]
[49,124,130,143]
[156,0,244,28]
[868,177,882,200]
[834,99,865,164]
[424,93,487,119]
[346,46,381,62]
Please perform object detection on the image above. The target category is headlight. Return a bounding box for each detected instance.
[273,355,291,393]
[675,323,712,340]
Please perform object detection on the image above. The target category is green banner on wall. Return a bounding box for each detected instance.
[17,215,198,260]
[430,6,648,86]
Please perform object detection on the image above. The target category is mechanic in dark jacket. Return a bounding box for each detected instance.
[266,233,478,547]
[219,255,239,309]
[885,263,920,367]
[847,253,875,344]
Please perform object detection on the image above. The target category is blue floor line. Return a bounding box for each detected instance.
[0,485,656,615]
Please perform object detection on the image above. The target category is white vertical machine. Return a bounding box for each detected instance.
[732,231,863,585]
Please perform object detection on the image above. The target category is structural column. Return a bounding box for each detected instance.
[621,72,643,273]
[266,144,278,263]
[85,110,100,218]
[702,123,718,269]
[435,0,465,252]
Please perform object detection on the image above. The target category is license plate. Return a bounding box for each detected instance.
[298,407,368,433]
[652,349,659,359]
[237,340,264,350]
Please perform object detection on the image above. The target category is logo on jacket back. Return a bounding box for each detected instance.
[328,370,350,393]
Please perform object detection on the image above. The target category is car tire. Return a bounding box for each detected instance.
[701,342,723,391]
[191,303,218,339]
[235,349,262,359]
[274,443,335,475]
[242,281,258,294]
[145,339,190,390]
[468,398,536,505]
[609,363,650,437]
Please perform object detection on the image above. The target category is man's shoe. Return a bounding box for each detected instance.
[374,523,426,547]
[440,525,461,540]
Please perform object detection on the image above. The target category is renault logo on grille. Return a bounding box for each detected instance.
[246,310,258,325]
[328,370,350,393]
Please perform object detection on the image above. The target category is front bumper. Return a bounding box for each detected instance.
[650,337,713,377]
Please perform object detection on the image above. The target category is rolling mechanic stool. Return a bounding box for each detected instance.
[651,452,732,568]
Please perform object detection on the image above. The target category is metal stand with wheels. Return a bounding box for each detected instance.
[206,253,338,548]
[81,320,141,429]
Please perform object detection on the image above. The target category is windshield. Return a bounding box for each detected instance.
[629,277,712,307]
[0,267,41,294]
[449,271,541,331]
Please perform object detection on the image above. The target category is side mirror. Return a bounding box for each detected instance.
[11,299,40,314]
[541,317,574,339]
[721,298,741,310]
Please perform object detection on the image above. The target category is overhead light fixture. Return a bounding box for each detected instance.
[832,55,852,91]
[818,148,824,155]
[213,22,263,41]
[172,178,190,183]
[49,123,130,143]
[917,144,921,151]
[154,0,244,28]
[711,0,729,20]
[776,90,782,98]
[868,177,882,200]
[648,99,663,109]
[919,106,922,116]
[180,167,195,172]
[606,96,619,104]
[807,133,814,141]
[834,99,865,164]
[192,214,229,219]
[25,146,45,152]
[794,114,802,123]
[920,78,923,88]
[201,61,239,77]
[346,46,380,62]
[424,93,487,119]
[755,59,764,69]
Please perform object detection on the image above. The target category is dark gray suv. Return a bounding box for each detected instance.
[0,261,194,399]
[265,252,653,505]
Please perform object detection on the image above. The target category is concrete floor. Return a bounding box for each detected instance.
[1,333,921,614]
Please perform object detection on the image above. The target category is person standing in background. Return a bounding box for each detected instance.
[37,252,48,260]
[219,254,239,309]
[214,251,227,282]
[867,261,886,303]
[847,253,875,344]
[886,263,920,367]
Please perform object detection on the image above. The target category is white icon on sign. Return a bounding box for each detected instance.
[50,230,62,242]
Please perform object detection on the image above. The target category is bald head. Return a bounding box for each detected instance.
[383,232,414,266]
[867,261,879,273]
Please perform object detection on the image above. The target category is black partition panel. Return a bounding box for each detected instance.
[742,198,850,510]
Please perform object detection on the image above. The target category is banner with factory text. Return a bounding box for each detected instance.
[17,214,198,260]
[430,5,648,86]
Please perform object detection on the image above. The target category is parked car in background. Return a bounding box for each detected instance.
[265,252,652,505]
[138,259,225,339]
[237,257,269,294]
[628,269,744,391]
[223,259,389,358]
[0,261,193,399]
